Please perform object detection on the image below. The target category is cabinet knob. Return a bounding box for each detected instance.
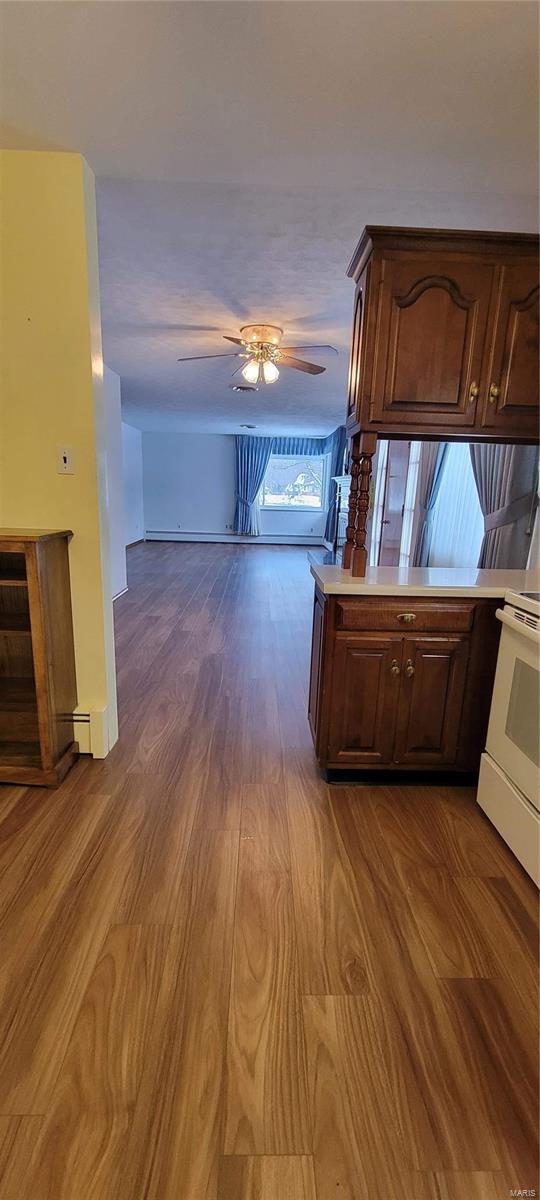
[397,612,416,623]
[468,381,480,402]
[489,382,500,404]
[390,659,401,676]
[405,658,415,677]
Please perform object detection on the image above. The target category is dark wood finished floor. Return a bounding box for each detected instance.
[0,543,538,1200]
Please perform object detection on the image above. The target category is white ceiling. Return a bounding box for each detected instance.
[1,1,538,435]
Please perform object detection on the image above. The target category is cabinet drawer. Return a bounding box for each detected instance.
[335,599,475,633]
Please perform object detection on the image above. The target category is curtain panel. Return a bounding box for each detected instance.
[234,436,274,535]
[233,427,345,536]
[323,426,347,542]
[271,430,344,457]
[428,443,484,568]
[413,442,449,566]
[469,443,538,568]
[272,436,327,456]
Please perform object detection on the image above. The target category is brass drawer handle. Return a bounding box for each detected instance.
[405,658,415,677]
[489,382,500,404]
[390,659,401,676]
[397,612,416,623]
[468,381,479,402]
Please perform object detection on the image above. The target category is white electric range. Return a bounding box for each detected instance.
[477,589,540,885]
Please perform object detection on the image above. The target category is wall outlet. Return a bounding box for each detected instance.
[177,523,182,528]
[57,445,75,474]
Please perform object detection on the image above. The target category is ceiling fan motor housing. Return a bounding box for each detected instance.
[240,324,283,347]
[240,324,283,365]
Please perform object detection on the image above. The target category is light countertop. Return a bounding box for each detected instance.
[310,564,539,597]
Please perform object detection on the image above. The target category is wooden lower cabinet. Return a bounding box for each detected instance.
[327,634,402,765]
[308,594,325,741]
[393,635,470,766]
[309,590,500,774]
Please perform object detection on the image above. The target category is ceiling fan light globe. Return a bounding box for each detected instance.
[242,359,260,384]
[262,360,279,384]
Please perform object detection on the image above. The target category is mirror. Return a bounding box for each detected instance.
[336,440,538,572]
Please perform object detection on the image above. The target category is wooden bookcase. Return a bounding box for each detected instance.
[0,530,78,786]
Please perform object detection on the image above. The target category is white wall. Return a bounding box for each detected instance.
[143,432,236,534]
[259,507,326,538]
[103,366,127,598]
[122,422,145,547]
[142,431,327,541]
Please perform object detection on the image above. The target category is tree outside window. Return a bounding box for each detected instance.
[261,455,327,510]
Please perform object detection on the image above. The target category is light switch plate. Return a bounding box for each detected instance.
[57,445,75,474]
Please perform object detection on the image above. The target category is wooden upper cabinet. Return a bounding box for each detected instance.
[346,227,539,443]
[480,260,539,437]
[346,289,363,420]
[346,263,369,421]
[370,258,495,431]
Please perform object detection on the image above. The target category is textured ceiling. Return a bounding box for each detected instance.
[1,1,538,434]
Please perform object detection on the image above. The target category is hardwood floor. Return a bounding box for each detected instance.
[0,542,537,1200]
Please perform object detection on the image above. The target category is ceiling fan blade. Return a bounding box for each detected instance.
[177,352,241,362]
[223,336,245,345]
[281,344,338,355]
[279,355,326,375]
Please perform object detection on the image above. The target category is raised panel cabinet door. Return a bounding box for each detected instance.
[326,633,402,764]
[369,258,495,430]
[480,261,539,437]
[394,635,470,766]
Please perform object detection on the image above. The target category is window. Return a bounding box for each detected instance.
[428,442,484,567]
[369,440,389,565]
[399,441,422,566]
[369,440,416,567]
[260,454,327,510]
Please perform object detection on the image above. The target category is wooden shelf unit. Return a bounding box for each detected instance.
[0,531,78,786]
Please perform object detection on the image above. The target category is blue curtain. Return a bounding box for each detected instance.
[234,436,274,535]
[414,443,448,566]
[234,428,345,536]
[272,436,328,456]
[323,426,347,542]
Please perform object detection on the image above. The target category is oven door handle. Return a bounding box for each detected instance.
[496,608,540,645]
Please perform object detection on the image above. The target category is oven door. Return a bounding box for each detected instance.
[486,607,540,810]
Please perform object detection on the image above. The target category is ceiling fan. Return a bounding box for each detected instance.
[177,324,337,385]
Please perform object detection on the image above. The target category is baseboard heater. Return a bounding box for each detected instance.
[145,530,325,545]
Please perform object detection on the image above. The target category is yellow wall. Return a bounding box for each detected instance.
[0,150,117,753]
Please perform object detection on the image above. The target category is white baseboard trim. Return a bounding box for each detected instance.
[73,704,115,758]
[145,531,325,546]
[112,587,128,601]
